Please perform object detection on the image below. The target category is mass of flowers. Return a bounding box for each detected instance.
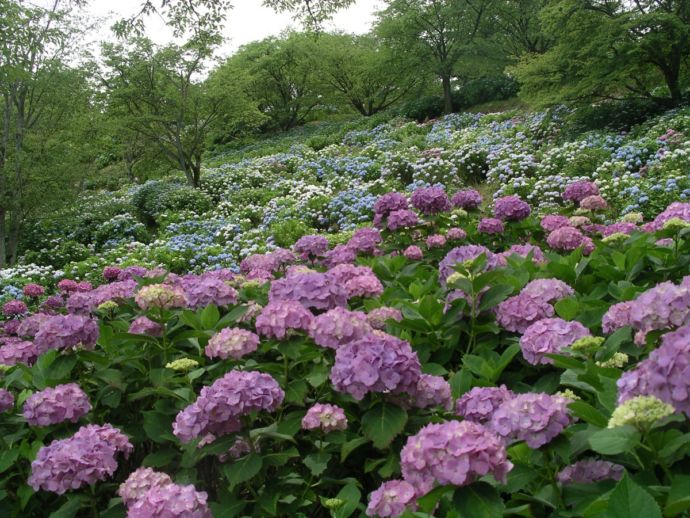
[2,107,690,516]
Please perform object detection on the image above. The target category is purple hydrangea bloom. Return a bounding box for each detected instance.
[16,313,53,338]
[408,374,452,410]
[563,181,599,203]
[0,389,14,413]
[330,333,421,400]
[387,209,419,231]
[643,202,690,232]
[499,244,547,265]
[603,222,637,237]
[127,482,211,518]
[269,271,348,311]
[103,266,123,282]
[240,253,278,274]
[580,195,608,211]
[57,279,79,293]
[308,307,372,349]
[34,314,99,354]
[3,320,19,335]
[374,192,408,217]
[28,424,132,494]
[255,300,313,340]
[478,217,505,235]
[557,459,624,485]
[617,324,690,416]
[22,284,45,298]
[116,266,149,281]
[326,264,375,285]
[23,383,91,426]
[366,480,417,517]
[294,235,329,261]
[367,307,403,329]
[323,244,357,268]
[519,318,591,365]
[411,187,452,215]
[346,274,384,299]
[446,227,467,240]
[348,227,382,255]
[173,370,284,443]
[547,226,586,252]
[301,403,348,433]
[129,316,164,337]
[489,393,571,448]
[181,275,238,309]
[205,328,259,360]
[439,245,494,284]
[3,300,28,317]
[521,279,574,303]
[403,245,423,261]
[494,195,531,221]
[628,282,690,343]
[42,295,64,310]
[451,189,483,210]
[495,294,555,333]
[541,215,571,233]
[118,467,173,507]
[0,338,38,366]
[400,420,512,496]
[455,385,514,424]
[425,234,447,248]
[135,284,186,311]
[602,302,633,334]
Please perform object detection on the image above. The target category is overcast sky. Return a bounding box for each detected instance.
[84,0,385,57]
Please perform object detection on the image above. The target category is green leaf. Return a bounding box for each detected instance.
[341,437,369,462]
[453,482,505,518]
[200,304,220,329]
[333,483,361,518]
[568,401,609,428]
[417,486,453,514]
[46,355,78,383]
[665,475,690,516]
[142,448,178,468]
[589,426,640,455]
[361,402,408,449]
[222,453,263,488]
[477,285,513,312]
[608,473,661,518]
[303,452,331,476]
[142,411,175,444]
[49,495,90,518]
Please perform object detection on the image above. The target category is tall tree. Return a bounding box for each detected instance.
[101,37,260,187]
[514,0,690,106]
[316,33,422,116]
[376,0,496,114]
[493,0,552,58]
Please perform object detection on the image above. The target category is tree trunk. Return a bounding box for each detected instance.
[442,74,453,115]
[192,160,201,189]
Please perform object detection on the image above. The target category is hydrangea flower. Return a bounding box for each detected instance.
[118,467,173,508]
[127,482,211,518]
[478,217,505,235]
[495,294,555,333]
[580,195,608,211]
[499,244,547,265]
[323,245,357,268]
[347,228,382,255]
[301,403,348,433]
[455,385,514,424]
[181,275,238,309]
[23,383,91,426]
[446,227,467,240]
[386,209,419,231]
[135,284,186,311]
[366,480,417,518]
[367,307,403,329]
[489,393,571,448]
[541,215,571,233]
[22,284,45,298]
[602,301,633,334]
[308,307,372,349]
[374,192,408,217]
[173,370,284,443]
[408,374,452,410]
[557,459,624,485]
[425,234,447,248]
[451,189,482,210]
[269,272,347,311]
[165,358,199,371]
[34,314,99,354]
[521,279,574,303]
[102,266,123,282]
[293,235,329,261]
[403,246,423,260]
[28,424,132,494]
[129,316,164,337]
[346,274,384,299]
[330,333,421,400]
[439,245,493,284]
[0,338,38,366]
[563,181,599,203]
[0,389,14,413]
[410,186,451,215]
[205,328,259,360]
[608,395,674,429]
[627,282,690,344]
[546,226,586,252]
[255,300,314,340]
[493,195,531,221]
[400,420,512,496]
[519,318,591,365]
[2,300,28,317]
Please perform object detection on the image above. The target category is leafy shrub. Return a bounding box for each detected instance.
[454,75,519,109]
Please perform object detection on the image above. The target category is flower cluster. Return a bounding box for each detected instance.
[269,271,347,310]
[519,318,591,365]
[205,328,259,360]
[308,307,372,349]
[455,385,514,424]
[23,383,91,426]
[34,314,99,354]
[557,459,624,485]
[255,300,314,339]
[301,403,348,433]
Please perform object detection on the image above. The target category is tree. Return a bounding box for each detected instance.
[0,0,91,265]
[101,37,260,187]
[514,0,690,106]
[223,33,322,131]
[316,33,422,116]
[376,0,496,114]
[493,0,552,58]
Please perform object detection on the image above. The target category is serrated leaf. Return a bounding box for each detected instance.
[454,482,505,518]
[361,402,407,449]
[589,426,640,455]
[223,453,262,488]
[608,473,661,518]
[341,437,369,462]
[568,401,609,428]
[303,452,331,476]
[200,304,220,329]
[665,475,690,516]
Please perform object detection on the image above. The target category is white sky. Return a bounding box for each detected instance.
[84,0,385,57]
